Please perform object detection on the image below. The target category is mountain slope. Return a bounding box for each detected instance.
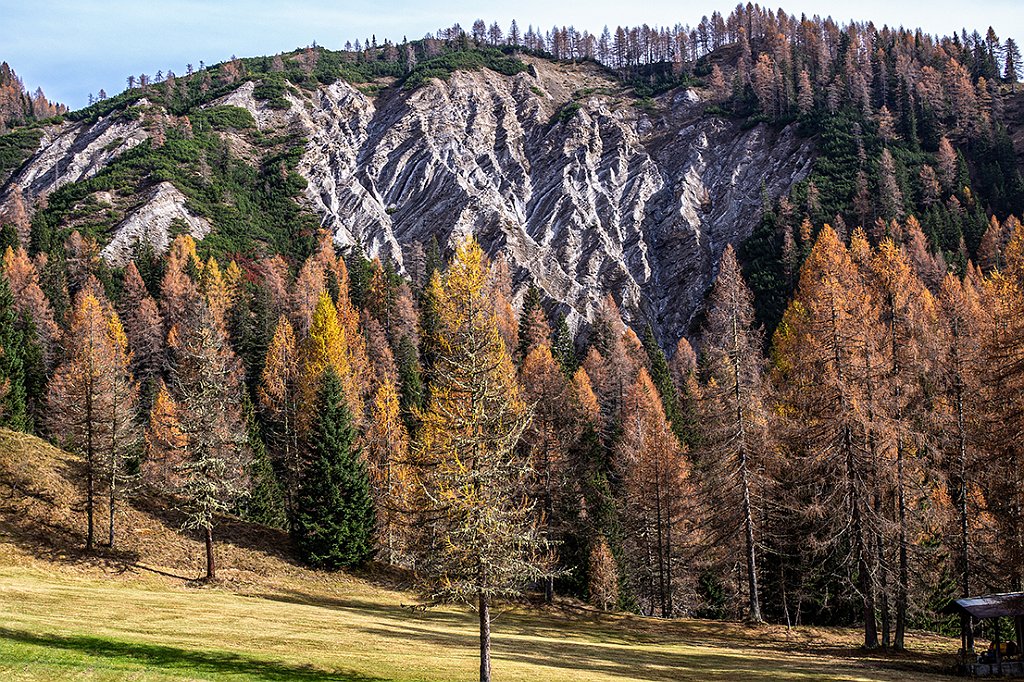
[0,56,812,344]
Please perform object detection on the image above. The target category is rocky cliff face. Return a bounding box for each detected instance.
[2,57,813,344]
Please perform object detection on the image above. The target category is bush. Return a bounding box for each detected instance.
[192,106,255,131]
[0,128,43,183]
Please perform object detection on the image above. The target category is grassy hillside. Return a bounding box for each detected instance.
[0,429,960,681]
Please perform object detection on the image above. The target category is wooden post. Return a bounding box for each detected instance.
[1016,616,1024,651]
[996,618,1003,677]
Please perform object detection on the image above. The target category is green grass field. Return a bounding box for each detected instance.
[0,564,958,682]
[0,428,960,681]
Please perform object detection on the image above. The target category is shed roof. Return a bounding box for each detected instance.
[941,593,1024,619]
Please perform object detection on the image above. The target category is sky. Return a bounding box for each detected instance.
[3,0,1022,108]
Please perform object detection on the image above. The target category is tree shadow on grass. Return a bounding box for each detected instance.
[0,627,384,682]
[355,620,955,682]
[248,588,469,627]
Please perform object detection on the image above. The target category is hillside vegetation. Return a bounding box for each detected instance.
[0,428,958,681]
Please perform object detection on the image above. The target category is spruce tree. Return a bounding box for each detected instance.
[551,316,577,375]
[0,275,27,429]
[240,395,286,529]
[294,368,375,569]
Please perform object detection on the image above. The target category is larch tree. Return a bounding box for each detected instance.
[364,373,411,565]
[300,291,362,429]
[3,246,59,364]
[699,245,769,622]
[936,272,986,651]
[144,379,186,489]
[119,261,165,392]
[588,534,619,611]
[617,367,692,618]
[258,315,302,525]
[102,310,140,548]
[977,227,1024,590]
[772,226,883,648]
[413,237,548,682]
[47,293,120,550]
[520,342,573,603]
[166,293,250,581]
[869,238,933,650]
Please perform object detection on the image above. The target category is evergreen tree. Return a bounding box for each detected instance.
[551,316,577,374]
[294,368,375,569]
[0,275,27,429]
[240,395,286,529]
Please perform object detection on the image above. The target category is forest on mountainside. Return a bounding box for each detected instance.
[0,5,1023,669]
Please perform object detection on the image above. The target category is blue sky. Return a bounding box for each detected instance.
[3,0,1022,108]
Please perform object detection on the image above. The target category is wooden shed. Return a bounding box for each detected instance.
[942,593,1024,677]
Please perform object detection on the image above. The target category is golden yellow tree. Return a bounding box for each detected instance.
[365,375,411,565]
[414,237,547,682]
[300,291,361,427]
[48,292,137,550]
[259,316,302,523]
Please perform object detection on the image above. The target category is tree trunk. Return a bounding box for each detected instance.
[108,470,116,548]
[479,592,491,682]
[831,296,877,649]
[85,390,95,552]
[894,435,909,650]
[890,304,908,651]
[86,450,95,551]
[205,524,215,581]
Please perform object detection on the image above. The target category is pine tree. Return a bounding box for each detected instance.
[517,284,550,363]
[414,237,548,682]
[551,316,577,374]
[240,394,286,529]
[294,368,375,568]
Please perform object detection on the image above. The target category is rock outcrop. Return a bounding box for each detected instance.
[287,58,813,340]
[100,181,212,265]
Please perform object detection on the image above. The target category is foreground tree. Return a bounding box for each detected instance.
[414,237,549,682]
[294,368,375,568]
[166,295,250,581]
